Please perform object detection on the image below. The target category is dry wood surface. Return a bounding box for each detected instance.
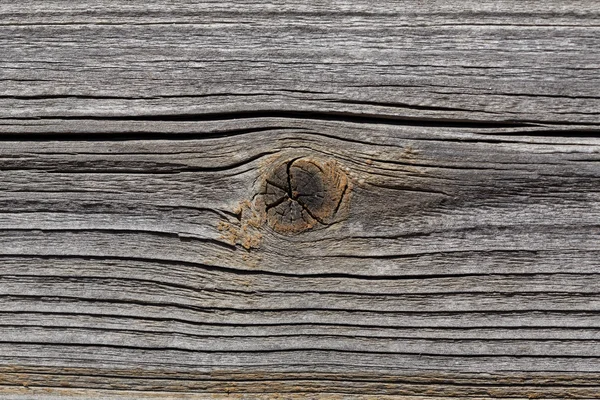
[1,1,600,398]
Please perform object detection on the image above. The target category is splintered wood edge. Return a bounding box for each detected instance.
[0,386,514,400]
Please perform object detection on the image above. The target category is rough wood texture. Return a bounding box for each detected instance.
[1,1,600,398]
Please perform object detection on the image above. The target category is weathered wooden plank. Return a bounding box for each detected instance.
[1,1,600,398]
[1,1,600,126]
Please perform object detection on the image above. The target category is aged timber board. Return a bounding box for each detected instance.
[1,1,600,398]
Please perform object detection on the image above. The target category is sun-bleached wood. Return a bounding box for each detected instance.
[1,1,600,398]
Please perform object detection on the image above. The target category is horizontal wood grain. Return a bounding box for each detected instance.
[1,0,600,398]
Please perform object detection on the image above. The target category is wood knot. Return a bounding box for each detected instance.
[260,157,351,234]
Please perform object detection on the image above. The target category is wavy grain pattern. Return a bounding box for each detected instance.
[1,1,600,398]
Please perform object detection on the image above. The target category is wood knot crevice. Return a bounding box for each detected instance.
[259,157,351,234]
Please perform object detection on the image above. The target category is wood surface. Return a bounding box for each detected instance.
[1,1,600,398]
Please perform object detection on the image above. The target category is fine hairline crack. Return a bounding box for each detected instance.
[261,156,351,233]
[264,163,328,225]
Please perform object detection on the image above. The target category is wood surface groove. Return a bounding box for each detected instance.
[2,0,600,397]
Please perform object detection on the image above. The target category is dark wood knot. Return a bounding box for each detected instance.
[261,157,351,234]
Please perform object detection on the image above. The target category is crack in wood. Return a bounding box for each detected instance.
[260,157,351,234]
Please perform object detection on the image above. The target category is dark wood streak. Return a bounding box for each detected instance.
[1,0,600,398]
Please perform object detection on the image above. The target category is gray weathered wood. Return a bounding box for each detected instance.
[1,1,600,398]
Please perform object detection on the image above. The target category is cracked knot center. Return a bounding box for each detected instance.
[261,157,351,234]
